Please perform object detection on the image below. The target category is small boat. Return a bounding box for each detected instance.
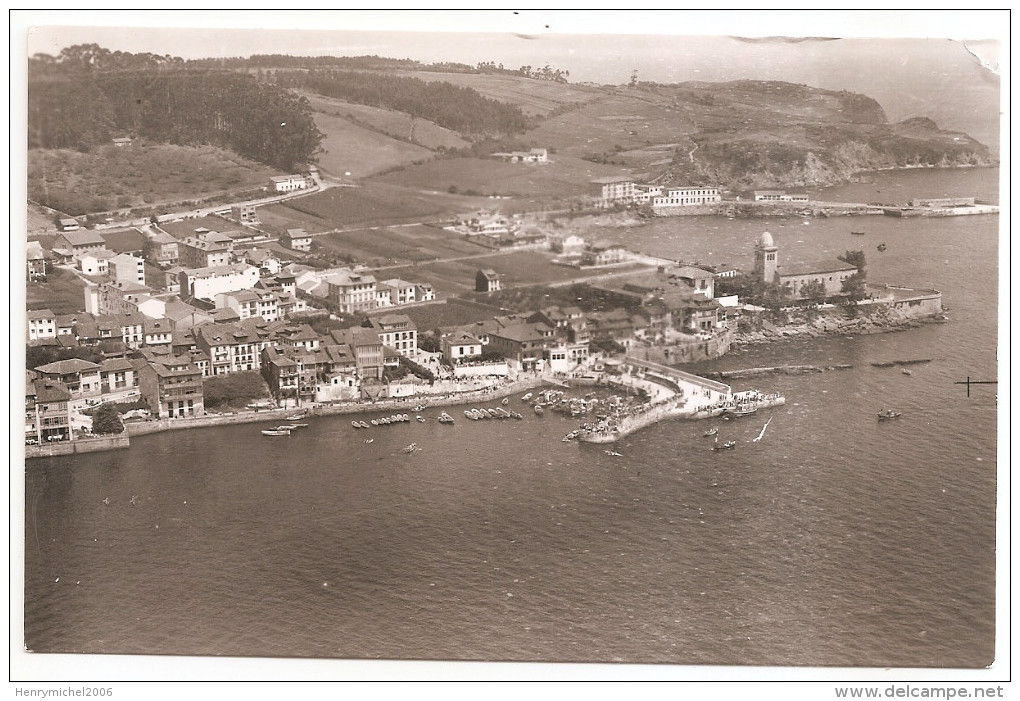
[851,230,865,236]
[465,410,476,420]
[352,421,362,429]
[604,450,623,457]
[534,405,545,415]
[438,413,455,424]
[712,440,736,451]
[521,393,532,401]
[416,415,426,422]
[726,406,758,417]
[286,414,307,421]
[501,398,509,406]
[401,443,418,454]
[703,427,718,437]
[877,409,902,421]
[364,438,374,444]
[370,419,379,426]
[358,421,371,429]
[877,243,887,252]
[510,411,523,420]
[902,369,912,376]
[261,429,291,436]
[276,424,300,430]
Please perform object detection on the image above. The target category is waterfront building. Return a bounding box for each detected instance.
[98,357,136,395]
[581,241,628,267]
[26,378,73,443]
[193,321,270,376]
[753,231,858,298]
[486,321,557,371]
[329,327,385,381]
[137,356,204,419]
[651,186,721,214]
[590,176,636,208]
[441,331,484,364]
[670,265,716,299]
[34,358,103,401]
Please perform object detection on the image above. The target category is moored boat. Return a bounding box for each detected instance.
[352,421,362,429]
[261,429,291,436]
[712,440,736,451]
[703,427,718,437]
[877,409,902,421]
[534,405,545,415]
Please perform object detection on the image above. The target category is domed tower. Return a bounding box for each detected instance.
[754,231,779,283]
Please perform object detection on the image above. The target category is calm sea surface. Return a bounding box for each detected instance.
[24,168,1000,666]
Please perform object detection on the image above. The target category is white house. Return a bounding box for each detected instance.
[271,175,308,193]
[180,263,261,301]
[109,253,146,285]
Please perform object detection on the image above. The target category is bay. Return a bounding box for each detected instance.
[23,167,1000,667]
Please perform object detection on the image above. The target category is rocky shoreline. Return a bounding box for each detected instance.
[732,307,949,347]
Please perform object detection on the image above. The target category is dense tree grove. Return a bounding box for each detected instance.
[274,70,531,136]
[29,46,323,170]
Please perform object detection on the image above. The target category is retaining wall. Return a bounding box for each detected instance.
[25,434,130,459]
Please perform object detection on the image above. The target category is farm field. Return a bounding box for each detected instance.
[369,155,630,201]
[26,267,87,315]
[395,71,602,117]
[313,224,487,268]
[277,182,462,228]
[371,298,506,334]
[311,112,434,179]
[28,144,278,216]
[299,92,469,151]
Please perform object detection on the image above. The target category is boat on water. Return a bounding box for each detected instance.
[364,438,374,444]
[501,398,509,406]
[438,413,455,424]
[401,443,418,454]
[902,369,912,376]
[358,421,371,429]
[877,409,902,421]
[285,413,307,421]
[703,427,719,437]
[521,393,532,401]
[604,450,623,457]
[877,243,888,252]
[416,415,426,422]
[261,429,291,436]
[712,439,736,451]
[725,406,758,417]
[465,410,477,420]
[534,405,545,415]
[352,421,362,429]
[851,230,866,236]
[510,411,523,420]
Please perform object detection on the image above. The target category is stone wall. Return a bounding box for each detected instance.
[26,434,130,460]
[627,327,734,365]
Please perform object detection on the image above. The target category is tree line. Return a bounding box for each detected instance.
[273,69,531,136]
[29,45,324,170]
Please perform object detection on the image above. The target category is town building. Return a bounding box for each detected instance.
[441,331,484,364]
[491,147,548,163]
[142,318,174,348]
[486,321,557,371]
[144,230,180,267]
[26,378,73,443]
[753,231,859,298]
[98,357,136,395]
[79,250,116,276]
[58,217,80,232]
[271,175,308,192]
[85,280,153,317]
[179,235,231,269]
[549,234,586,256]
[581,241,628,267]
[193,320,273,376]
[651,186,721,214]
[109,253,146,285]
[415,283,436,302]
[111,136,132,147]
[180,263,261,301]
[282,229,313,251]
[670,265,716,299]
[34,358,103,401]
[753,190,809,202]
[27,309,57,342]
[53,230,106,259]
[377,279,417,306]
[371,314,418,359]
[215,289,281,322]
[138,356,204,419]
[330,327,385,381]
[590,177,636,207]
[325,271,378,313]
[232,204,259,225]
[27,240,46,281]
[244,248,282,276]
[476,269,503,292]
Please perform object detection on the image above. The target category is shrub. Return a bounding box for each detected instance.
[91,403,124,434]
[203,371,270,409]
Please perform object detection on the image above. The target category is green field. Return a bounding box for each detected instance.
[314,224,485,267]
[300,92,468,151]
[28,144,278,216]
[26,267,87,314]
[369,155,630,200]
[278,182,459,228]
[396,72,602,117]
[311,112,434,180]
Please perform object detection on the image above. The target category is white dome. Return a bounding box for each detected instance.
[759,231,774,247]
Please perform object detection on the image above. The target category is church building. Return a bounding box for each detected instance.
[753,231,859,298]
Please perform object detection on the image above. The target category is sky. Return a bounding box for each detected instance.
[16,10,1005,149]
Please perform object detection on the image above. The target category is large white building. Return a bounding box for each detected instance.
[651,186,721,213]
[181,263,260,301]
[109,253,146,285]
[271,175,308,192]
